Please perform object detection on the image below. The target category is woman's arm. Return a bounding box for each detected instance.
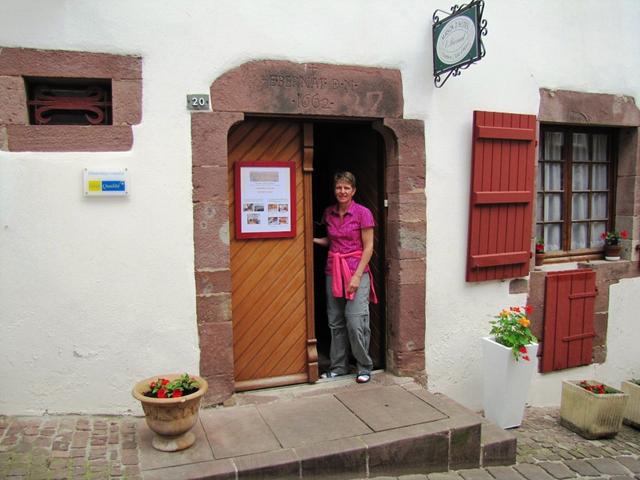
[313,237,329,247]
[347,227,374,294]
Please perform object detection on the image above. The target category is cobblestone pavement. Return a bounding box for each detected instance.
[0,407,638,479]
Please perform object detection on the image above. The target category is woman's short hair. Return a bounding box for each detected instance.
[333,171,356,189]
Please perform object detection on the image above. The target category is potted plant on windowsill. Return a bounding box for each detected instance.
[535,239,545,266]
[560,380,628,439]
[482,305,538,429]
[621,379,640,429]
[132,373,208,452]
[601,229,628,260]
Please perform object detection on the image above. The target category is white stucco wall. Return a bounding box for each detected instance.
[0,0,638,415]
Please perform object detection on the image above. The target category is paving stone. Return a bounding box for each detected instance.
[514,463,555,480]
[401,475,428,480]
[486,466,526,480]
[537,462,577,479]
[587,458,630,475]
[428,473,462,480]
[458,468,494,480]
[564,459,601,476]
[617,457,640,474]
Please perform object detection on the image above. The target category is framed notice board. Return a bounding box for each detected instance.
[234,162,296,240]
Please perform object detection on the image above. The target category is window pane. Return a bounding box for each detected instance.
[536,224,543,241]
[544,132,563,160]
[592,134,608,162]
[572,164,589,190]
[591,222,606,248]
[592,164,608,190]
[537,193,543,220]
[544,163,562,190]
[544,194,562,221]
[545,224,561,251]
[573,133,589,161]
[591,193,608,219]
[572,193,588,220]
[571,223,588,249]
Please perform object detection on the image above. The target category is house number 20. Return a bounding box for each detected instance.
[186,94,210,111]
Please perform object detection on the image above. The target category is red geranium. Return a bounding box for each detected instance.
[145,373,199,398]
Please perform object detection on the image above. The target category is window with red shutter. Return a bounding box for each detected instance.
[466,111,537,282]
[540,269,596,373]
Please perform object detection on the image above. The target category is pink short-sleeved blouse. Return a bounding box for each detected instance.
[323,201,375,275]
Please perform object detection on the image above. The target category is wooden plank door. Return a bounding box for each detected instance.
[228,118,318,391]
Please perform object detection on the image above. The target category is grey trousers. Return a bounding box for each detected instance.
[326,273,373,375]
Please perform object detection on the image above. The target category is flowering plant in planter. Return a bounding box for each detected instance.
[600,229,628,245]
[579,380,619,395]
[535,238,545,253]
[144,373,199,399]
[489,305,537,361]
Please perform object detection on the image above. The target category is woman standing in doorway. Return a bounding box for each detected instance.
[313,171,377,383]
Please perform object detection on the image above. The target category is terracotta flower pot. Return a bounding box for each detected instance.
[132,373,208,452]
[604,244,621,261]
[560,380,628,439]
[535,253,545,266]
[621,380,640,429]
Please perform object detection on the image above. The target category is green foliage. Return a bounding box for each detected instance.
[146,373,199,398]
[489,306,537,361]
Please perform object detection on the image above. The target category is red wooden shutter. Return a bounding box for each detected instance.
[466,111,537,282]
[540,269,597,373]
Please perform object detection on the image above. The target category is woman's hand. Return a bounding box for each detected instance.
[347,273,361,295]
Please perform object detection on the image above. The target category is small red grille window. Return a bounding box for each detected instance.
[25,77,112,125]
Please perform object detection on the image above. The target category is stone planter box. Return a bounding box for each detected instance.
[560,380,628,439]
[621,380,640,429]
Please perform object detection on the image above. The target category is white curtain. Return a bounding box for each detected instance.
[591,222,606,247]
[544,132,563,160]
[545,224,561,251]
[573,133,589,161]
[572,223,587,249]
[592,134,608,162]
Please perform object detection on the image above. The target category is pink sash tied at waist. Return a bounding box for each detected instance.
[329,250,378,304]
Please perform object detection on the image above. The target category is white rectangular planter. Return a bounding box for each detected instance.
[621,380,640,429]
[560,380,628,439]
[482,337,538,429]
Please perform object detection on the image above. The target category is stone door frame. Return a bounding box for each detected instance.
[191,60,427,404]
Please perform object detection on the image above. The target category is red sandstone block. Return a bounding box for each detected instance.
[6,125,133,152]
[196,293,231,323]
[195,269,232,295]
[192,165,228,203]
[198,321,234,378]
[386,283,426,352]
[191,112,244,167]
[193,202,231,270]
[386,192,426,223]
[386,221,426,260]
[0,48,142,80]
[112,79,142,125]
[387,258,426,286]
[0,75,28,124]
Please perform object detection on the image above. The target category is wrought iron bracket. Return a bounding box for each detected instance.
[433,0,488,88]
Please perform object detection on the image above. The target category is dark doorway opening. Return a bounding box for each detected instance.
[312,121,386,374]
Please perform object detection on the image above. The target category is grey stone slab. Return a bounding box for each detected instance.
[336,385,447,432]
[537,462,577,479]
[458,468,495,480]
[587,458,631,476]
[564,459,601,477]
[617,457,640,474]
[234,448,299,480]
[200,405,280,459]
[365,424,449,477]
[296,436,367,480]
[514,464,555,480]
[136,418,214,471]
[486,466,527,480]
[257,394,371,448]
[402,475,429,480]
[142,458,236,480]
[428,473,463,480]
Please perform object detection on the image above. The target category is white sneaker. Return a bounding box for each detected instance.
[320,371,340,379]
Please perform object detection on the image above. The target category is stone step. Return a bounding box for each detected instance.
[141,375,516,479]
